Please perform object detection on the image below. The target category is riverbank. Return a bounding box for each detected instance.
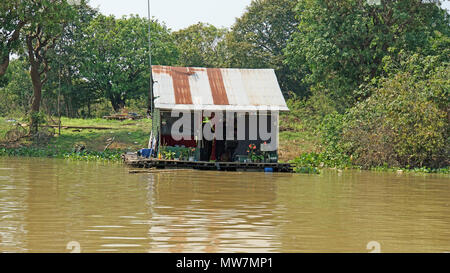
[1,116,315,162]
[0,116,448,174]
[289,151,450,175]
[0,117,151,161]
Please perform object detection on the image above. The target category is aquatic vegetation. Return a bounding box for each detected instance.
[0,147,61,158]
[290,151,449,175]
[290,151,349,174]
[294,166,321,174]
[290,153,325,174]
[0,147,123,162]
[290,152,351,170]
[369,165,450,175]
[63,150,123,162]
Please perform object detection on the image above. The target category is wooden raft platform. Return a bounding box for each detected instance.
[123,154,294,173]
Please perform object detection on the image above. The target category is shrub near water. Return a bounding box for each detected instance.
[290,152,352,174]
[339,70,448,169]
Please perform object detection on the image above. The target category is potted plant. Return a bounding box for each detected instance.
[162,149,176,160]
[180,148,189,161]
[188,148,196,161]
[247,144,257,162]
[256,155,265,163]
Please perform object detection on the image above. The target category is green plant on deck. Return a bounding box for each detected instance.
[178,148,192,160]
[188,147,197,159]
[253,154,265,163]
[246,143,270,163]
[261,142,279,163]
[247,144,258,162]
[160,147,176,160]
[180,147,198,160]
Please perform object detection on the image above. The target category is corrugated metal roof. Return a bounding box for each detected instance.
[152,66,289,112]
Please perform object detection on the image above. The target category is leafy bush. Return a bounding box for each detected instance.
[340,71,448,169]
[0,59,33,115]
[283,90,337,133]
[320,113,345,155]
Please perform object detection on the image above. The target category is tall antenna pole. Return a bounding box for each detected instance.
[147,0,155,151]
[147,0,153,118]
[58,58,61,136]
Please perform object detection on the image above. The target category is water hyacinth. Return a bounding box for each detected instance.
[0,147,123,162]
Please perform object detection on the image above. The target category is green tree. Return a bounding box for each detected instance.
[223,0,301,95]
[45,0,98,117]
[0,58,33,115]
[174,22,228,67]
[23,0,77,133]
[80,15,178,112]
[285,0,450,109]
[0,1,26,77]
[342,69,448,168]
[319,51,449,169]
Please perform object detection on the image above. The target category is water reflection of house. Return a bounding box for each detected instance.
[145,172,282,253]
[149,66,289,163]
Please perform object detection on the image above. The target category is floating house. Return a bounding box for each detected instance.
[148,65,290,164]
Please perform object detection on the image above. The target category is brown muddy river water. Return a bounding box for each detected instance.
[0,158,449,253]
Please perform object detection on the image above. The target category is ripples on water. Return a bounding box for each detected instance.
[0,158,449,253]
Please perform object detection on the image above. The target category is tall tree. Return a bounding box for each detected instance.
[24,0,77,133]
[285,0,450,109]
[174,23,228,67]
[222,0,301,95]
[45,0,98,117]
[0,1,26,77]
[0,58,33,115]
[80,15,178,112]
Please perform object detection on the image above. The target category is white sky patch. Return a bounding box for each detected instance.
[87,0,450,31]
[88,0,253,31]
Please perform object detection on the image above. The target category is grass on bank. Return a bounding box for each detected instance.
[0,117,151,161]
[1,116,448,174]
[54,117,151,151]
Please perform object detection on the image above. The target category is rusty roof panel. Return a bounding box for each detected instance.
[206,68,229,105]
[152,66,289,112]
[171,67,193,104]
